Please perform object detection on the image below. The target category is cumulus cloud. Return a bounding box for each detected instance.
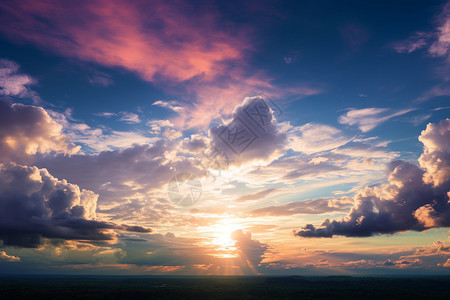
[0,163,151,248]
[0,250,21,262]
[295,119,450,238]
[209,96,287,166]
[419,119,450,186]
[0,100,79,164]
[231,230,268,268]
[339,107,414,132]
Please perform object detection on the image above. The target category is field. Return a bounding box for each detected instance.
[0,275,449,299]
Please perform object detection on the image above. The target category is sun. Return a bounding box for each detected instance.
[201,217,243,258]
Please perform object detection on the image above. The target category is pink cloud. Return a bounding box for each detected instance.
[0,0,247,82]
[0,0,321,129]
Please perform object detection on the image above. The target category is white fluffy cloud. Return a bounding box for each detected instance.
[0,100,79,164]
[419,119,450,187]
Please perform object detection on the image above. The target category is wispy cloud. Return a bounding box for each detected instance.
[0,0,247,82]
[87,71,114,87]
[119,112,141,124]
[287,122,353,154]
[152,100,183,113]
[393,31,430,54]
[339,107,414,132]
[0,59,40,103]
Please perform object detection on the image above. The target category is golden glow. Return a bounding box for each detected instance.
[200,217,243,258]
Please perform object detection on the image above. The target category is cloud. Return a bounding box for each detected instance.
[0,0,246,83]
[393,32,430,54]
[180,134,208,154]
[36,140,203,221]
[0,2,322,130]
[394,2,450,59]
[395,1,450,83]
[332,143,398,159]
[413,240,450,257]
[295,119,450,238]
[152,100,183,113]
[95,112,116,118]
[0,100,79,164]
[0,163,151,248]
[173,79,321,129]
[118,112,141,124]
[415,83,450,102]
[49,109,155,152]
[87,72,113,87]
[428,1,450,58]
[231,230,268,268]
[209,96,287,166]
[287,123,352,154]
[0,250,21,262]
[339,107,414,132]
[0,59,40,103]
[419,119,450,187]
[235,188,278,203]
[94,111,141,124]
[249,197,353,216]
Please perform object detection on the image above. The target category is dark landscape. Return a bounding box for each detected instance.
[1,276,449,300]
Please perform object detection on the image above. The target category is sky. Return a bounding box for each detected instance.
[0,0,449,276]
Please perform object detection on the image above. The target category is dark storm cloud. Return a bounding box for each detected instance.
[295,119,450,238]
[0,163,151,248]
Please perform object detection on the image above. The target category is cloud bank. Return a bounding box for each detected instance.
[295,119,450,238]
[0,163,151,248]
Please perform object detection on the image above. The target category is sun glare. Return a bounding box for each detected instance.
[201,218,244,258]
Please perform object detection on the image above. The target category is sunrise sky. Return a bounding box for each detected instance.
[0,0,450,276]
